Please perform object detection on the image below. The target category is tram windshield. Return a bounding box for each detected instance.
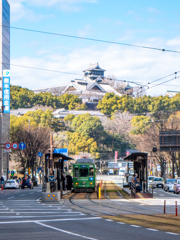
[74,168,78,177]
[80,168,88,177]
[89,168,94,176]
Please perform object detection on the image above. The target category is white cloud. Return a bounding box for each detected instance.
[8,0,97,22]
[10,38,180,96]
[166,36,180,47]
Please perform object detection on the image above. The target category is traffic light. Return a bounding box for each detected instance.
[11,170,14,176]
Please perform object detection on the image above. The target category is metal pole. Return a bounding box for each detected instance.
[175,201,178,216]
[50,132,53,175]
[0,114,2,180]
[6,152,9,180]
[164,200,166,214]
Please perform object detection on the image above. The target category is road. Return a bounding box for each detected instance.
[0,186,180,240]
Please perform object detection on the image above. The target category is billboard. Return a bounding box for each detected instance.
[3,70,10,113]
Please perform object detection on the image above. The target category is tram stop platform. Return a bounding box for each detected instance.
[123,187,153,198]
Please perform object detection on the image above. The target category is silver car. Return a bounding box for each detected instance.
[152,177,164,188]
[164,179,176,192]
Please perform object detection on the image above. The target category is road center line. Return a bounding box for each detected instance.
[36,221,99,240]
[7,197,14,199]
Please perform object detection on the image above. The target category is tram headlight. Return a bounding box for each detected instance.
[90,183,93,185]
[75,183,78,185]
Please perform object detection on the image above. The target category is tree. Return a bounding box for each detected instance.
[10,115,50,178]
[59,93,82,110]
[24,109,65,132]
[130,115,152,135]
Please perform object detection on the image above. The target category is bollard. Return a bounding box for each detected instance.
[175,201,178,216]
[99,186,101,200]
[164,200,166,214]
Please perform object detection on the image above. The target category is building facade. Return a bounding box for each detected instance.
[0,0,10,179]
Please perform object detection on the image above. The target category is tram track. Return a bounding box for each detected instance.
[68,191,180,229]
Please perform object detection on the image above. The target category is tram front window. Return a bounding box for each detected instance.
[89,168,94,176]
[74,168,78,177]
[80,168,88,177]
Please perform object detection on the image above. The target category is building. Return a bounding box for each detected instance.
[62,63,122,104]
[0,0,10,180]
[33,63,125,109]
[164,90,179,98]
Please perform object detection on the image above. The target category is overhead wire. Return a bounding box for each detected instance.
[3,25,180,54]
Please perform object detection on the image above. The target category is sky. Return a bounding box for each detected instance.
[7,0,180,96]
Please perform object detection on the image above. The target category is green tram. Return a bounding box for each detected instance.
[73,158,96,192]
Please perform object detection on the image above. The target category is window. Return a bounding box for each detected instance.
[74,168,78,177]
[89,168,94,176]
[80,168,88,177]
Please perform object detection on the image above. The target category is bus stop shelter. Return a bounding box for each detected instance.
[45,152,73,191]
[124,152,148,193]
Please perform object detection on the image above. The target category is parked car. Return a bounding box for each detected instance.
[21,178,33,189]
[174,179,180,194]
[4,179,20,189]
[152,177,164,188]
[164,179,176,192]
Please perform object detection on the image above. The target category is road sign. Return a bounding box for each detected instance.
[49,175,55,182]
[11,142,19,150]
[38,152,43,157]
[19,142,26,150]
[4,142,11,149]
[4,149,11,153]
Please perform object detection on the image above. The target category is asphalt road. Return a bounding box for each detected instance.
[0,186,180,240]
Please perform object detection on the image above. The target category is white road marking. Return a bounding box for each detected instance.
[0,217,101,224]
[29,192,34,194]
[117,222,125,224]
[20,194,25,196]
[0,214,86,219]
[105,219,113,221]
[166,232,179,235]
[36,221,99,240]
[7,197,14,199]
[146,228,159,231]
[130,225,141,228]
[0,211,83,214]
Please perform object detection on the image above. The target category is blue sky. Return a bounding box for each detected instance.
[8,0,180,96]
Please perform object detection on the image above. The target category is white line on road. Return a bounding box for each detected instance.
[166,232,179,235]
[29,192,34,194]
[117,222,125,224]
[7,197,14,199]
[0,217,101,224]
[160,194,164,196]
[0,214,86,219]
[36,221,99,240]
[146,228,159,231]
[20,194,25,196]
[130,225,141,228]
[105,219,113,221]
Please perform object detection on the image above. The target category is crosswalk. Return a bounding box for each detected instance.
[0,200,86,222]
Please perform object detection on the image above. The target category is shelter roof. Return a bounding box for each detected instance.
[124,152,147,161]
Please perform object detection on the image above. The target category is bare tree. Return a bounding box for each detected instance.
[10,125,50,179]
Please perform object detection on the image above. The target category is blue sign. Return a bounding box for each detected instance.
[38,152,43,157]
[49,175,55,182]
[19,142,26,150]
[89,177,94,181]
[54,148,68,155]
[3,70,10,113]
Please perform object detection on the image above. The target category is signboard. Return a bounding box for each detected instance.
[11,142,19,150]
[109,169,113,174]
[157,165,161,172]
[19,142,26,150]
[4,149,11,152]
[54,148,68,156]
[115,151,118,162]
[38,152,43,157]
[49,175,55,182]
[3,70,10,113]
[4,142,11,149]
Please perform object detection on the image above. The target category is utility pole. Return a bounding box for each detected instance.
[0,114,2,180]
[50,132,53,175]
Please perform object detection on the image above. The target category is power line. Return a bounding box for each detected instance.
[3,25,180,54]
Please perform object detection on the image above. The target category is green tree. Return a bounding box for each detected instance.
[130,115,152,135]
